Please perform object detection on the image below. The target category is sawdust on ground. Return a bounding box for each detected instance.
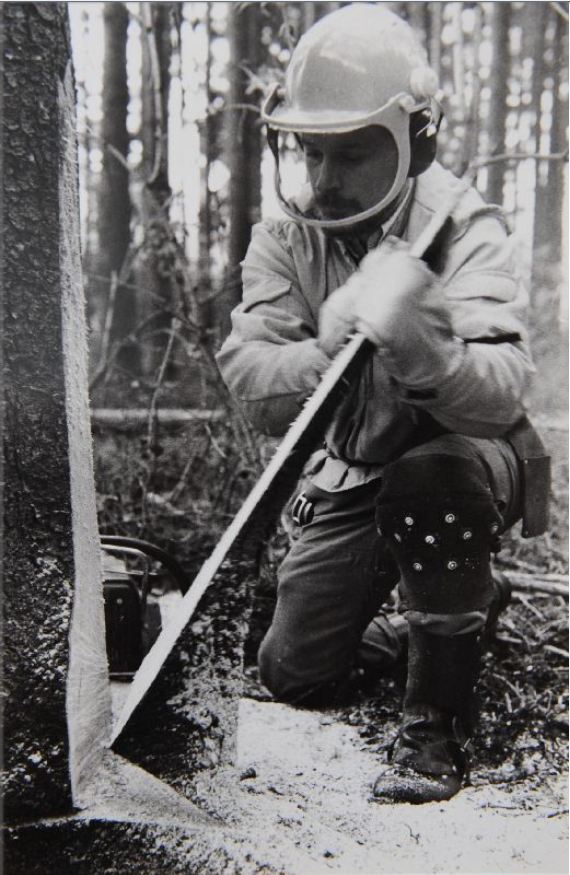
[177,696,566,875]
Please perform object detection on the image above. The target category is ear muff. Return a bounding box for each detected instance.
[408,107,441,178]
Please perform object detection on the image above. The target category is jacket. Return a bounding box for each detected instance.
[217,162,536,492]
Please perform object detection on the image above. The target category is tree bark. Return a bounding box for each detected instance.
[96,3,133,359]
[530,2,550,253]
[485,3,511,205]
[224,2,263,336]
[3,2,110,820]
[546,10,568,262]
[462,4,483,173]
[197,2,214,330]
[405,1,428,44]
[138,2,174,374]
[427,2,442,82]
[531,3,568,261]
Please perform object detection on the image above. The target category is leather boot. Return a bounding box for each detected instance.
[372,624,482,804]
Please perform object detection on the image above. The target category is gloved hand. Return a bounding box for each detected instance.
[317,280,359,359]
[351,239,463,389]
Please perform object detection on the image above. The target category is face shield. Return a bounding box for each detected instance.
[262,85,436,232]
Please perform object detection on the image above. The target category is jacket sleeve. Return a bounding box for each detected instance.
[394,213,535,437]
[216,222,331,436]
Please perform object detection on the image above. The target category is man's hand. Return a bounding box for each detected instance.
[319,237,463,388]
[353,243,436,345]
[317,281,358,359]
[354,241,462,387]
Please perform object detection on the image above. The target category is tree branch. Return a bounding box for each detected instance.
[549,2,569,23]
[474,150,569,169]
[141,3,164,185]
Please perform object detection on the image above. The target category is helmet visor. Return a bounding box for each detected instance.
[263,89,422,231]
[267,127,410,232]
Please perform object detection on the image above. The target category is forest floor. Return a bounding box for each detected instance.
[104,421,568,875]
[97,329,568,874]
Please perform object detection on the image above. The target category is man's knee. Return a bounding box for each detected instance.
[257,631,289,700]
[375,453,501,614]
[257,630,349,706]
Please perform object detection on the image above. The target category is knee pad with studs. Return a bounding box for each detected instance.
[375,455,503,614]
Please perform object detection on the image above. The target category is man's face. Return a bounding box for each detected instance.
[301,126,399,224]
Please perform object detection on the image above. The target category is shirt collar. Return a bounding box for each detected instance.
[340,180,415,264]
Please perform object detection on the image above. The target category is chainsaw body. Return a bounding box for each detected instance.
[101,536,187,681]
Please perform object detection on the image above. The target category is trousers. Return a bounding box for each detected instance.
[258,434,521,703]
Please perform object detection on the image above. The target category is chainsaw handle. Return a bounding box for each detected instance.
[100,535,190,595]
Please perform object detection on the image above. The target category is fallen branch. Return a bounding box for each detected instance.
[544,644,570,659]
[507,573,569,599]
[91,408,224,429]
[510,571,569,583]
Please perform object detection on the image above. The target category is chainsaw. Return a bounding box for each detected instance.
[101,535,189,680]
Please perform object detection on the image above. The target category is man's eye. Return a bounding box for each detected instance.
[338,152,363,165]
[304,149,322,162]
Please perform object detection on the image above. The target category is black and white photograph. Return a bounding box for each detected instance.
[3,2,568,872]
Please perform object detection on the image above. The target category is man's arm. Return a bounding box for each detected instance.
[401,214,535,436]
[216,222,331,436]
[326,214,535,438]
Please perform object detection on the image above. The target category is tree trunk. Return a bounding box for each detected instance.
[138,2,174,375]
[462,4,483,174]
[3,2,110,820]
[224,2,263,336]
[530,2,550,254]
[546,10,568,263]
[427,2,442,82]
[405,1,428,44]
[197,2,214,330]
[96,3,133,362]
[485,3,511,205]
[530,3,568,281]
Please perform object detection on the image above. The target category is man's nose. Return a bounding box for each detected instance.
[315,159,341,194]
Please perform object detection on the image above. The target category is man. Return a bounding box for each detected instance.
[217,5,549,804]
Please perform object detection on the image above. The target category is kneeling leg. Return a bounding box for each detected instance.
[373,451,507,803]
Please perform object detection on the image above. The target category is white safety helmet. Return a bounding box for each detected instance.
[261,4,441,231]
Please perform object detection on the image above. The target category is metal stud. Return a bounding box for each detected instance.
[444,513,456,524]
[462,529,473,540]
[404,516,414,526]
[447,559,459,571]
[412,562,423,572]
[394,532,402,543]
[425,534,436,545]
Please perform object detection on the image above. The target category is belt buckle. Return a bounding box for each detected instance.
[291,491,315,526]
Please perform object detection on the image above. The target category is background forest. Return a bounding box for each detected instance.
[71,2,568,733]
[71,0,568,538]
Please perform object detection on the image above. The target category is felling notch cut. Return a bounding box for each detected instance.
[111,178,470,747]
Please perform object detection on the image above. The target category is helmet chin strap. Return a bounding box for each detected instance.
[267,128,412,232]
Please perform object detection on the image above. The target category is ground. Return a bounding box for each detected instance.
[233,698,567,874]
[104,420,568,874]
[96,322,568,874]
